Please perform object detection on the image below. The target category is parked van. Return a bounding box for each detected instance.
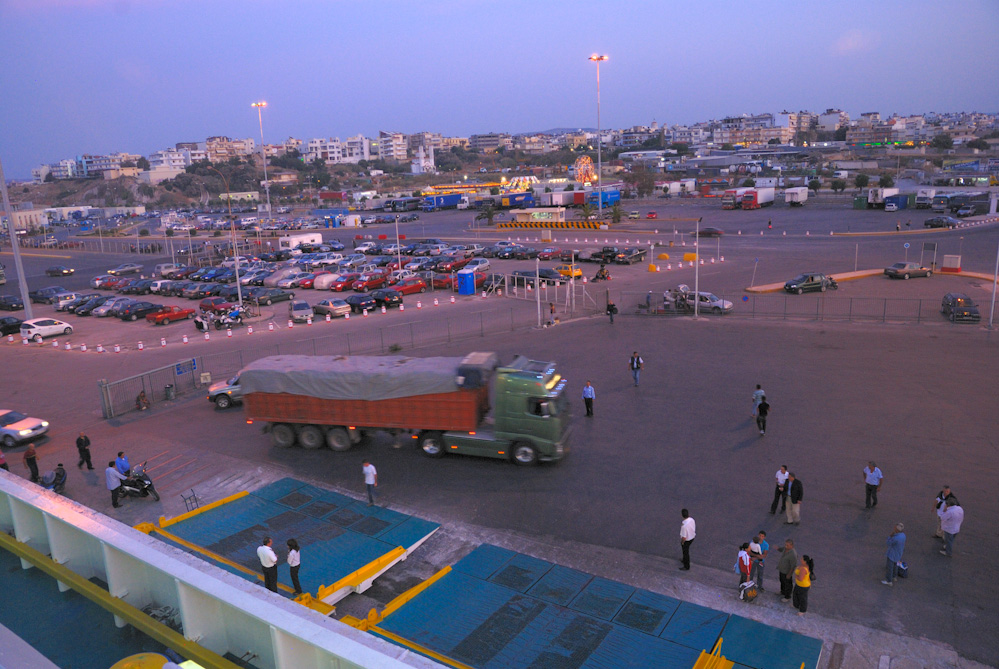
[154,263,180,277]
[149,279,173,293]
[52,292,82,311]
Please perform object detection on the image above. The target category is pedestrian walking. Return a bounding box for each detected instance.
[785,473,803,525]
[767,219,772,230]
[752,384,765,416]
[752,531,769,590]
[934,486,958,538]
[23,443,39,483]
[548,302,556,326]
[792,555,814,615]
[105,461,126,508]
[939,499,964,557]
[629,352,644,386]
[882,523,906,586]
[287,538,303,595]
[581,381,595,417]
[0,449,8,471]
[645,291,652,311]
[679,508,695,570]
[777,538,798,601]
[863,461,883,509]
[770,465,789,515]
[756,397,770,436]
[76,432,94,470]
[896,222,901,232]
[737,543,752,584]
[606,300,617,324]
[257,537,278,592]
[362,460,378,506]
[115,451,131,476]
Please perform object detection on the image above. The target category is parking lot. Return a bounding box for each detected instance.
[2,197,999,665]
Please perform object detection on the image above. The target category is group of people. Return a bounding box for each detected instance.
[257,537,303,594]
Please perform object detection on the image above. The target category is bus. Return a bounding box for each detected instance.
[391,197,421,212]
[931,193,960,212]
[934,191,989,214]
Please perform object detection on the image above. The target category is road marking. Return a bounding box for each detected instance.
[0,251,73,259]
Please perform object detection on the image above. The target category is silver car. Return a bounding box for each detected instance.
[289,300,314,322]
[0,409,50,448]
[207,376,242,410]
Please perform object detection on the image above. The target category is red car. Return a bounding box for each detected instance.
[646,211,658,219]
[537,247,562,260]
[393,277,428,295]
[200,297,235,313]
[431,273,455,290]
[330,273,361,291]
[146,305,196,325]
[351,272,388,292]
[298,270,330,289]
[435,255,471,272]
[114,278,138,292]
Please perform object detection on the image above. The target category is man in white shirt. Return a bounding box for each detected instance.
[257,537,279,592]
[363,461,378,506]
[105,461,127,508]
[679,508,695,570]
[770,465,789,515]
[863,461,884,509]
[939,499,964,557]
[752,384,766,416]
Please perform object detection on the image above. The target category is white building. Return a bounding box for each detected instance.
[149,149,188,170]
[411,146,435,175]
[378,131,408,161]
[342,135,371,163]
[31,165,51,184]
[304,138,343,165]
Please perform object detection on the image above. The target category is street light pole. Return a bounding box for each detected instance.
[207,167,242,306]
[0,155,33,319]
[251,101,272,221]
[589,54,608,218]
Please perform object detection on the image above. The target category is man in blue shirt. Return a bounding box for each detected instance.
[115,451,131,476]
[883,523,906,585]
[581,381,595,417]
[864,461,884,509]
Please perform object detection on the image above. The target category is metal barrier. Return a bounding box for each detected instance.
[99,307,543,419]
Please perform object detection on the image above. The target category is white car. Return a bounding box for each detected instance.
[20,318,73,342]
[0,409,49,448]
[388,269,415,284]
[676,286,733,314]
[355,241,378,253]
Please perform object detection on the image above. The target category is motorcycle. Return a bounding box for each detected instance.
[213,308,245,330]
[119,461,160,501]
[827,277,839,290]
[40,466,67,494]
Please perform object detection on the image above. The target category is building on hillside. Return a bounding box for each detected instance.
[341,135,371,164]
[49,159,80,180]
[31,165,51,184]
[102,167,140,180]
[818,109,850,132]
[408,132,443,153]
[469,133,512,153]
[378,131,408,161]
[442,136,470,150]
[149,149,188,170]
[205,136,256,163]
[411,146,436,175]
[775,111,817,135]
[304,138,343,165]
[138,167,184,185]
[283,137,303,155]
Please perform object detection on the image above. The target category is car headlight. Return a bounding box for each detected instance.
[19,429,32,435]
[41,421,49,427]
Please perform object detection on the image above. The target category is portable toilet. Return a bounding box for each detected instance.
[456,268,476,295]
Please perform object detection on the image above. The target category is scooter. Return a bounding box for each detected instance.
[119,461,160,501]
[40,466,67,494]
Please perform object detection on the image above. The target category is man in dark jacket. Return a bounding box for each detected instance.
[777,538,798,601]
[76,432,94,470]
[785,473,803,525]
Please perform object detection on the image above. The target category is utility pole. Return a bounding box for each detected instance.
[0,155,33,320]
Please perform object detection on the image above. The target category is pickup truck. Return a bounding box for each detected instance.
[592,246,621,264]
[146,305,196,324]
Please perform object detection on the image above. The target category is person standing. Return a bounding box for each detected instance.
[76,432,94,470]
[793,555,813,616]
[756,397,770,436]
[737,543,752,584]
[115,451,131,476]
[362,460,378,506]
[863,461,883,509]
[0,449,8,471]
[105,461,126,508]
[629,352,644,387]
[752,531,769,590]
[606,300,617,324]
[882,523,906,586]
[777,538,798,601]
[752,384,765,416]
[934,486,958,538]
[581,381,595,417]
[679,508,695,570]
[23,443,39,483]
[785,473,803,525]
[770,465,789,515]
[939,499,964,557]
[257,537,278,592]
[287,538,303,595]
[548,302,556,326]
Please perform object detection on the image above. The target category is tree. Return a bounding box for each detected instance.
[742,178,756,187]
[831,179,847,193]
[489,187,500,195]
[834,127,848,142]
[767,138,781,145]
[720,143,735,151]
[854,174,870,190]
[930,133,954,150]
[966,138,989,150]
[669,143,690,155]
[580,202,594,220]
[475,204,497,226]
[121,160,136,168]
[610,203,623,224]
[878,174,895,188]
[808,179,821,194]
[622,165,656,197]
[137,157,150,170]
[564,184,575,191]
[165,227,175,237]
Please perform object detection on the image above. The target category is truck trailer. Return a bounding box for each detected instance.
[422,193,466,212]
[741,187,775,209]
[915,189,936,209]
[500,192,536,209]
[587,190,621,208]
[785,187,809,206]
[721,187,752,209]
[883,194,909,212]
[867,188,899,208]
[239,353,571,465]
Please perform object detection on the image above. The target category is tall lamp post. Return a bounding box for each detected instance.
[588,54,608,217]
[251,101,272,221]
[206,166,242,307]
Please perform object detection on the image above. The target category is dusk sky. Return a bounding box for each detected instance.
[2,0,998,179]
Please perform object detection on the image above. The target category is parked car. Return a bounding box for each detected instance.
[45,265,75,277]
[481,274,506,290]
[289,300,314,322]
[313,299,351,318]
[28,286,67,304]
[496,246,524,260]
[19,317,73,342]
[646,211,658,219]
[435,255,471,272]
[200,297,236,313]
[956,204,976,218]
[884,262,932,280]
[513,247,541,260]
[92,297,132,317]
[553,264,582,278]
[0,317,23,336]
[0,295,24,311]
[277,272,314,289]
[330,273,361,291]
[119,301,164,321]
[465,258,491,273]
[536,247,561,261]
[107,263,143,276]
[393,277,428,295]
[940,293,980,323]
[0,409,49,448]
[249,288,293,306]
[61,292,102,312]
[146,305,196,324]
[351,272,388,292]
[90,274,116,288]
[628,211,640,220]
[559,249,580,262]
[193,283,225,299]
[121,279,155,295]
[370,288,403,308]
[75,295,114,316]
[924,216,959,229]
[614,248,647,264]
[691,227,724,238]
[675,287,733,314]
[784,273,835,294]
[344,293,377,313]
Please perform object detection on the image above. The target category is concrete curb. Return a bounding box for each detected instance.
[745,270,884,294]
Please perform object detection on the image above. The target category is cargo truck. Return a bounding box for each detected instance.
[785,187,809,206]
[586,190,621,207]
[867,188,899,208]
[741,187,775,209]
[500,192,535,209]
[915,189,936,209]
[721,188,752,209]
[540,191,577,207]
[239,353,571,466]
[422,193,466,212]
[883,194,909,212]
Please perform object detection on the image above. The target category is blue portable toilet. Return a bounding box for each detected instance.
[456,268,476,295]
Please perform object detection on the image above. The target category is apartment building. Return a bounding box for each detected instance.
[442,137,470,150]
[149,149,188,170]
[468,133,512,153]
[304,138,342,164]
[378,131,408,161]
[818,109,850,132]
[342,135,371,163]
[408,132,443,153]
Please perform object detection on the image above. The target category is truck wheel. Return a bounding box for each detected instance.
[511,441,538,466]
[271,424,296,448]
[214,394,232,410]
[419,431,446,458]
[326,427,352,451]
[298,425,325,450]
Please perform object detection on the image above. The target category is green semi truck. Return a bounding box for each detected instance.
[238,352,571,465]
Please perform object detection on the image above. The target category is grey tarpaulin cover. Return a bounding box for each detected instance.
[240,354,496,401]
